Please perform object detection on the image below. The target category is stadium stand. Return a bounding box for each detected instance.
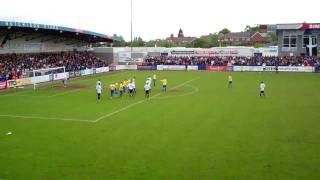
[0,51,106,80]
[0,21,118,81]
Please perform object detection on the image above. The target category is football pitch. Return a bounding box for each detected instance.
[0,70,320,179]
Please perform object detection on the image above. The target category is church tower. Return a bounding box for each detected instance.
[178,28,184,38]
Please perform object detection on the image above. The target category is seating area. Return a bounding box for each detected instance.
[144,56,320,67]
[0,51,106,80]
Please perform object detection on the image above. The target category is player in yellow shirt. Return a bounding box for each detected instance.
[160,78,167,92]
[127,80,131,95]
[119,83,124,97]
[109,83,115,98]
[152,74,157,87]
[114,83,119,95]
[122,80,127,93]
[228,74,233,88]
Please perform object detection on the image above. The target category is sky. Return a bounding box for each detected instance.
[1,0,320,41]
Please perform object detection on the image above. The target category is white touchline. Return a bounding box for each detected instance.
[0,114,93,122]
[93,77,200,123]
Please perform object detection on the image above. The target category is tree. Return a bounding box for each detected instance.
[145,40,157,47]
[111,34,128,47]
[219,28,231,35]
[132,36,145,47]
[208,33,220,47]
[244,25,259,35]
[266,32,277,43]
[192,38,208,48]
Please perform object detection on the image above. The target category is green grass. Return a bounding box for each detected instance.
[0,70,320,179]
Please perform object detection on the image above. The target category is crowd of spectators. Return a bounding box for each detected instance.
[2,52,320,81]
[144,56,320,67]
[0,51,106,80]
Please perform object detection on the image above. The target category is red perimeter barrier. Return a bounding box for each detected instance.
[0,80,7,90]
[206,66,228,72]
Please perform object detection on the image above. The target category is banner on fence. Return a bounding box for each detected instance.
[0,80,7,90]
[187,66,199,71]
[81,69,94,76]
[157,65,186,71]
[95,67,109,74]
[157,65,163,71]
[137,65,155,70]
[6,80,17,88]
[116,65,138,70]
[206,66,228,72]
[276,66,314,72]
[198,64,207,70]
[234,66,263,72]
[53,72,69,80]
[233,66,314,72]
[16,78,32,86]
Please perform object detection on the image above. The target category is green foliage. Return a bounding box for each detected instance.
[219,28,231,35]
[244,25,260,35]
[131,36,145,47]
[145,40,157,47]
[266,32,277,43]
[112,34,127,47]
[113,40,127,47]
[192,38,208,48]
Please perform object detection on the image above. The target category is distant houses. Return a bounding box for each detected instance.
[165,28,197,46]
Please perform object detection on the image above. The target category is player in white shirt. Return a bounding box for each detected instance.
[128,82,134,97]
[144,83,151,98]
[96,83,102,100]
[132,79,136,95]
[262,63,267,71]
[97,80,101,86]
[260,81,266,97]
[146,76,152,86]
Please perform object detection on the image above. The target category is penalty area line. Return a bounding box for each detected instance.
[153,84,199,100]
[93,77,200,123]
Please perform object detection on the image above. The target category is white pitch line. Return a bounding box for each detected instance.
[0,94,48,98]
[0,89,84,98]
[93,77,200,123]
[74,70,130,83]
[0,114,93,122]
